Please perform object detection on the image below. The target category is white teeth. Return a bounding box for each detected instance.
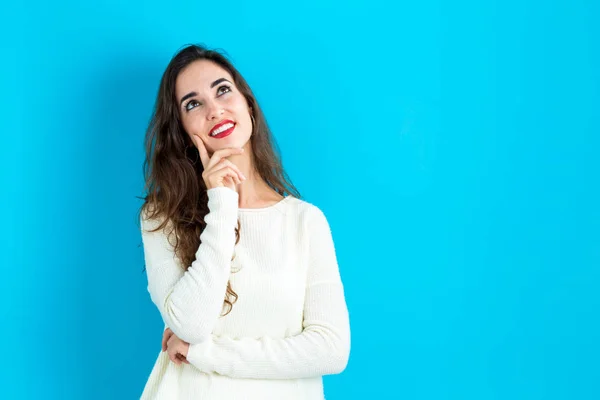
[210,123,234,137]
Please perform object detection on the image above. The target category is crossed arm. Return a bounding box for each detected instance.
[143,190,350,379]
[141,187,239,344]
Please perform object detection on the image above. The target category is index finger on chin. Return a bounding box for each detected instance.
[193,135,210,169]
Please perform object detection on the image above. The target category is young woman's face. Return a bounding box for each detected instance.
[175,60,252,154]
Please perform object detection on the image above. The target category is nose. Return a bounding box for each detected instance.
[206,99,224,121]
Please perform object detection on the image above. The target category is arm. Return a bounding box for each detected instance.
[186,205,351,379]
[141,187,238,344]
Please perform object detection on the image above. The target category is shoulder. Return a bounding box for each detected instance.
[140,202,171,233]
[284,196,330,227]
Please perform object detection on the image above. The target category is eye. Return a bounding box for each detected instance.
[217,85,232,95]
[185,99,201,112]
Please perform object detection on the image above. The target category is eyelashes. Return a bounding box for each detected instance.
[184,85,232,112]
[184,99,200,112]
[217,84,232,96]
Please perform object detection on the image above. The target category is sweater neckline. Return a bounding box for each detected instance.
[238,195,291,212]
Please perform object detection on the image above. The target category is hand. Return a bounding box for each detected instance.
[162,327,190,366]
[191,134,247,192]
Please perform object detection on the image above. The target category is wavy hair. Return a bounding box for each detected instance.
[138,44,300,315]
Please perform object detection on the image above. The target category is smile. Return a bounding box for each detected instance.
[209,121,236,138]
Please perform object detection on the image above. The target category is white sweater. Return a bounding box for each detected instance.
[139,187,351,400]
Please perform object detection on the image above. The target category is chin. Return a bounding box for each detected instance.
[210,137,250,152]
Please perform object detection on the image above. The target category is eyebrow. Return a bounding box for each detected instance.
[179,78,232,106]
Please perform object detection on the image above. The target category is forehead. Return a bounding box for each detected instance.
[175,60,233,99]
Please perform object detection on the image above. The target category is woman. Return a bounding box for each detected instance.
[138,44,350,400]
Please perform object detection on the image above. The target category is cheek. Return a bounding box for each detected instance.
[233,105,251,125]
[229,94,249,113]
[182,113,206,136]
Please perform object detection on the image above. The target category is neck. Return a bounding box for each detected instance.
[225,142,279,208]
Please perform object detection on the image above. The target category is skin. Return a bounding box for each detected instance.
[163,60,286,365]
[175,59,284,207]
[162,327,189,365]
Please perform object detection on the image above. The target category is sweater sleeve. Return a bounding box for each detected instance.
[141,187,239,344]
[185,205,351,379]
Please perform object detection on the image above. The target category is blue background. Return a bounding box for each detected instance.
[2,0,599,399]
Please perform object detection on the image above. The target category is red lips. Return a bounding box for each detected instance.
[209,119,235,137]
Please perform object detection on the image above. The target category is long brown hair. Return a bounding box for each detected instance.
[138,44,300,315]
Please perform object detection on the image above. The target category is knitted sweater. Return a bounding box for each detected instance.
[139,187,351,400]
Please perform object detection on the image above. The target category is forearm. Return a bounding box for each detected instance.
[142,187,239,344]
[186,283,350,379]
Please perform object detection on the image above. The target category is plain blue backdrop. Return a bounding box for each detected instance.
[2,0,599,399]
